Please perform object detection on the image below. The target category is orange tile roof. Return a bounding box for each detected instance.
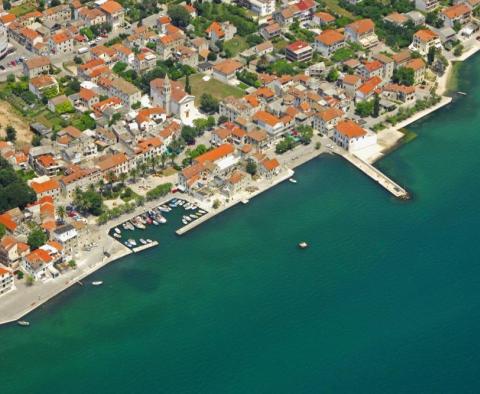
[414,29,438,42]
[336,120,366,138]
[20,27,40,41]
[0,213,16,232]
[363,60,383,72]
[26,248,52,264]
[99,0,123,14]
[0,13,16,24]
[314,11,335,23]
[442,3,471,19]
[0,267,11,275]
[405,58,426,71]
[384,12,408,25]
[30,179,60,194]
[213,59,243,75]
[358,76,382,96]
[343,74,361,85]
[51,32,71,44]
[97,153,127,172]
[47,240,63,251]
[253,111,281,127]
[195,144,234,165]
[37,154,56,167]
[206,21,224,38]
[135,136,163,154]
[79,87,97,101]
[318,107,343,122]
[346,18,375,34]
[316,29,344,46]
[261,158,279,171]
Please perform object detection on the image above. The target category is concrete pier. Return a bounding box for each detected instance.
[341,151,409,199]
[132,241,159,253]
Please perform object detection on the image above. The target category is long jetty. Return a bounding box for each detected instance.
[340,151,409,199]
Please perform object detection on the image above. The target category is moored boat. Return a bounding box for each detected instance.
[146,239,153,243]
[114,227,121,234]
[182,218,188,225]
[139,238,147,245]
[113,233,121,239]
[92,281,103,286]
[157,214,167,223]
[128,239,137,246]
[289,178,297,184]
[17,321,30,326]
[152,220,159,225]
[298,242,308,249]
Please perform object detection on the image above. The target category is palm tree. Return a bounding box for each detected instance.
[139,163,148,177]
[160,152,168,169]
[106,171,116,186]
[169,152,177,167]
[119,172,127,186]
[129,168,138,183]
[56,205,65,223]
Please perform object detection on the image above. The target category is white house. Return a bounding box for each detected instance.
[0,265,14,296]
[333,120,377,152]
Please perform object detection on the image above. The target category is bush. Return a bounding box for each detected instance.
[146,183,172,201]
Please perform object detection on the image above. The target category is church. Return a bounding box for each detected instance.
[150,76,196,124]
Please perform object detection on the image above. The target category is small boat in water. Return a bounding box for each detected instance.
[114,227,121,234]
[152,220,159,225]
[289,178,297,184]
[241,199,249,204]
[177,200,184,206]
[458,91,467,96]
[190,214,197,219]
[139,238,147,245]
[157,215,167,224]
[182,218,188,224]
[184,215,192,222]
[128,239,137,246]
[17,321,30,326]
[113,233,121,239]
[298,242,308,249]
[125,241,131,247]
[158,205,170,212]
[198,210,206,214]
[92,281,103,286]
[146,239,153,243]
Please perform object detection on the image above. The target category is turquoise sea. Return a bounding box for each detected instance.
[2,57,480,393]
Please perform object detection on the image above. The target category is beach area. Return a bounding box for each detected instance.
[1,42,480,326]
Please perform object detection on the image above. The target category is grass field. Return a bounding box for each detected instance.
[181,74,245,105]
[10,1,36,17]
[223,36,249,57]
[323,0,355,19]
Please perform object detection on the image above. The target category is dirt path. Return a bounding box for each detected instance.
[0,100,33,145]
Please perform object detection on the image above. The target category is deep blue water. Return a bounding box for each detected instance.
[1,57,480,393]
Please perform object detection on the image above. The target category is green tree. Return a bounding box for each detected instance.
[392,67,415,86]
[246,160,257,175]
[0,223,5,238]
[27,227,48,249]
[56,205,66,223]
[160,152,168,169]
[326,68,339,82]
[185,73,192,94]
[6,125,16,142]
[427,46,436,65]
[373,93,380,118]
[355,100,374,117]
[0,157,36,212]
[200,93,219,114]
[297,125,313,144]
[26,275,34,286]
[181,125,197,144]
[168,5,191,28]
[31,134,42,146]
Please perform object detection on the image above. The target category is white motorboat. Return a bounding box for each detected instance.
[17,321,30,326]
[199,210,206,214]
[298,242,308,249]
[152,220,159,225]
[92,281,103,286]
[182,218,188,225]
[128,239,137,246]
[113,233,121,239]
[177,200,184,206]
[158,205,170,212]
[157,215,167,224]
[289,178,297,184]
[146,239,153,243]
[139,238,147,245]
[114,227,121,234]
[190,214,197,219]
[184,215,192,222]
[241,199,249,204]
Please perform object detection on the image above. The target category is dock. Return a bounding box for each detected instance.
[131,241,159,253]
[341,152,409,199]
